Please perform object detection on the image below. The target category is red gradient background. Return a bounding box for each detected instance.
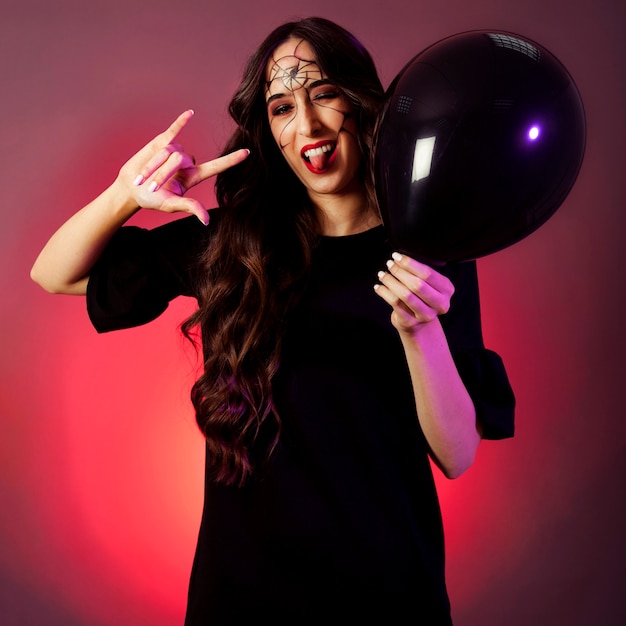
[2,0,625,624]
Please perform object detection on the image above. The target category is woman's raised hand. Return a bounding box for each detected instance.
[31,111,248,295]
[117,110,249,224]
[374,253,455,335]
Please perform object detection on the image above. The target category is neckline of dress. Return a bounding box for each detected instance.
[319,223,385,241]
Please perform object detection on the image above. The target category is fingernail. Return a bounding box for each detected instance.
[377,271,385,280]
[197,215,209,226]
[132,174,144,186]
[148,181,158,192]
[386,259,394,269]
[392,252,403,261]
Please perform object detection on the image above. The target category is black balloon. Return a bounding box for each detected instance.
[372,30,586,265]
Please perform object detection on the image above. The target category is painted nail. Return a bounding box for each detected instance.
[132,174,144,186]
[386,259,394,269]
[392,252,403,261]
[377,271,385,280]
[148,181,158,192]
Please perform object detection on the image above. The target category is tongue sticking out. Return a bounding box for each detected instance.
[309,151,331,171]
[305,143,336,172]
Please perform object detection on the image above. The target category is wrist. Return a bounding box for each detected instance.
[106,177,141,220]
[398,317,446,350]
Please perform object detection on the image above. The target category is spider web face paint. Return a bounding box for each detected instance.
[266,56,323,93]
[265,40,323,95]
[265,40,355,153]
[264,38,362,188]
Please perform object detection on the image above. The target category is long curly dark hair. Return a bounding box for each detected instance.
[182,17,385,486]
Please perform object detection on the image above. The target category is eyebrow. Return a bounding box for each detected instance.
[265,78,335,107]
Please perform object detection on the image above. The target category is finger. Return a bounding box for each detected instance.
[159,109,195,145]
[132,112,194,179]
[373,281,421,329]
[195,148,250,181]
[122,112,194,185]
[383,264,447,314]
[377,269,445,322]
[134,144,192,189]
[387,255,453,311]
[160,195,210,226]
[390,253,453,295]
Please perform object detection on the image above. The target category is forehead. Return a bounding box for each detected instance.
[265,38,324,95]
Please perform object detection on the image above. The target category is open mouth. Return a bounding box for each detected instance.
[301,141,337,173]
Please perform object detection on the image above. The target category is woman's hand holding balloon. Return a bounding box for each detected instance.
[117,109,249,225]
[375,253,454,335]
[375,253,479,477]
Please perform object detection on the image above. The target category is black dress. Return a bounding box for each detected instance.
[87,215,515,625]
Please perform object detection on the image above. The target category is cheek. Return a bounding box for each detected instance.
[269,117,296,150]
[315,105,348,132]
[340,118,362,158]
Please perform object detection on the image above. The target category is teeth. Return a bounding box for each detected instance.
[304,144,333,159]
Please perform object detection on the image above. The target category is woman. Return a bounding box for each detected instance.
[31,16,515,625]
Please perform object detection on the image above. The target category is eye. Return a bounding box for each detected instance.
[270,102,294,117]
[313,89,341,102]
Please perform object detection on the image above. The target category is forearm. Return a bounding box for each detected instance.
[399,318,481,479]
[30,179,139,295]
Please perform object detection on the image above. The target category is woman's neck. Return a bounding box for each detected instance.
[309,186,382,237]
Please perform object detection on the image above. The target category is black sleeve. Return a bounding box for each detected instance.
[86,215,209,333]
[440,260,516,440]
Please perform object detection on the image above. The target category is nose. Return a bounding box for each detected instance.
[296,100,322,137]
